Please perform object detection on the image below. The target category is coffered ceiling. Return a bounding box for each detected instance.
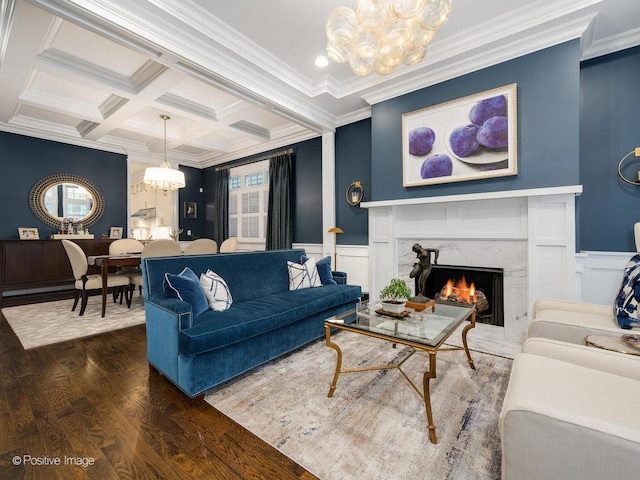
[0,0,638,169]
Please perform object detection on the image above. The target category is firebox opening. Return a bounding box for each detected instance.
[422,264,504,327]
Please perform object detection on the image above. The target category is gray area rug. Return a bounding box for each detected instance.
[2,294,146,349]
[206,330,512,480]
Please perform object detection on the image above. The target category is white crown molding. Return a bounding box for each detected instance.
[335,107,372,128]
[0,0,16,69]
[581,27,640,61]
[198,129,321,168]
[362,12,597,106]
[0,119,127,153]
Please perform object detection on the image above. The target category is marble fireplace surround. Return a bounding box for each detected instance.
[362,185,582,347]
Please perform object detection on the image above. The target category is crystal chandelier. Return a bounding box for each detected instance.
[144,115,186,195]
[325,0,452,76]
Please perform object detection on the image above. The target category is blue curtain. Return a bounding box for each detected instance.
[266,152,293,250]
[214,168,229,246]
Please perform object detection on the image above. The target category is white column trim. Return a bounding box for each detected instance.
[322,132,336,262]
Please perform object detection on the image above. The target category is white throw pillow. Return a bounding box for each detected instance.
[199,269,233,311]
[287,257,321,290]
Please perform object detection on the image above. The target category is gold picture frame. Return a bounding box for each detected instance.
[402,83,517,187]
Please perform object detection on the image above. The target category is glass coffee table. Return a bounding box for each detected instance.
[324,301,476,444]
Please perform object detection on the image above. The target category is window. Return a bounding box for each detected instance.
[229,176,241,190]
[228,161,269,247]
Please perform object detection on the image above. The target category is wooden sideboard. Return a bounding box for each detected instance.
[0,239,114,304]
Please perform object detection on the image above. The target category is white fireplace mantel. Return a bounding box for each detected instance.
[360,185,582,209]
[362,185,583,345]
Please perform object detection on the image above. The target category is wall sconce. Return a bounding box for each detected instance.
[328,227,343,270]
[617,147,640,185]
[346,181,365,205]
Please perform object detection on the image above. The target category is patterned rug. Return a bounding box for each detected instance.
[2,294,146,349]
[206,330,512,480]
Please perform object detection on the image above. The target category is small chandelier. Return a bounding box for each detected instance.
[325,0,452,76]
[144,114,186,195]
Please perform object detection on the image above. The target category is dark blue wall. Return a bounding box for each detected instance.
[371,41,581,200]
[579,46,640,252]
[178,165,205,240]
[0,131,127,239]
[336,119,371,245]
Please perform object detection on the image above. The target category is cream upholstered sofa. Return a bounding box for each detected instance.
[528,298,627,344]
[500,337,640,480]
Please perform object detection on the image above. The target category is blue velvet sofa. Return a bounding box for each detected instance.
[141,248,361,399]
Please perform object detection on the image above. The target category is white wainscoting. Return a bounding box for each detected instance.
[576,250,635,305]
[294,243,370,293]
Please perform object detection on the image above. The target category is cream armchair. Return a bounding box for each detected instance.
[528,298,625,344]
[500,337,640,480]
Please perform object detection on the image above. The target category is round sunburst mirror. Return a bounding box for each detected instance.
[29,174,105,228]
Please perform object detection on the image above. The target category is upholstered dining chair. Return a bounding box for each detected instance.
[61,239,131,316]
[109,238,145,302]
[184,238,218,255]
[109,238,144,255]
[219,238,238,253]
[129,239,183,293]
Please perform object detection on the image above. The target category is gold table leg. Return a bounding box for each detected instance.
[461,310,477,370]
[325,325,342,398]
[423,352,437,444]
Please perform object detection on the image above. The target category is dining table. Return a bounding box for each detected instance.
[88,254,142,317]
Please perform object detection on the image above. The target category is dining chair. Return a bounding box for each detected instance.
[109,238,145,302]
[219,238,238,253]
[109,238,144,255]
[61,239,131,316]
[184,238,218,255]
[129,239,183,293]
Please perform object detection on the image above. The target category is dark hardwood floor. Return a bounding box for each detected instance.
[0,311,318,479]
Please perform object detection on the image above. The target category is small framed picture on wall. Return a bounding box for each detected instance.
[184,202,197,219]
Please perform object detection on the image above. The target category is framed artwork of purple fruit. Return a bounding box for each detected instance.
[402,83,517,187]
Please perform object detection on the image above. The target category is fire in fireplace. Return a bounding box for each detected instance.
[422,264,504,326]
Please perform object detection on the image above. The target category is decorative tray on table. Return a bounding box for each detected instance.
[621,334,640,349]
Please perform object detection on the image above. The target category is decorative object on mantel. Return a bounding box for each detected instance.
[379,278,412,314]
[346,181,364,205]
[328,227,343,270]
[617,147,640,185]
[325,0,452,76]
[18,227,39,240]
[409,243,439,302]
[143,115,186,195]
[402,83,518,187]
